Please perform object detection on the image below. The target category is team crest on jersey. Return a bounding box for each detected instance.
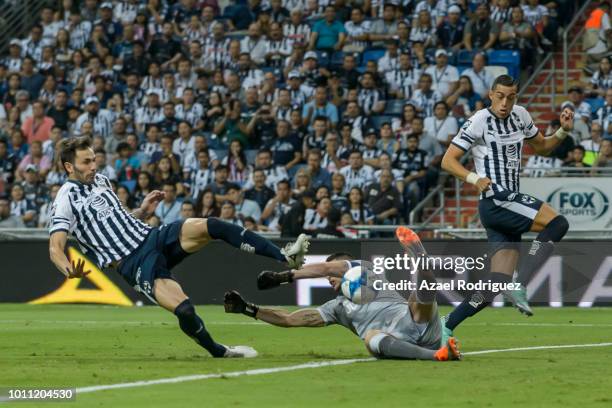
[520,194,536,204]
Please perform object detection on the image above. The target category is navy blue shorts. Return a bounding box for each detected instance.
[479,192,544,245]
[117,220,191,302]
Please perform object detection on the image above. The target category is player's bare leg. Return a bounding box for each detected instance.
[364,329,461,361]
[179,217,310,268]
[154,278,257,358]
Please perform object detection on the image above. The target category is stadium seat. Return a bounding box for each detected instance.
[316,51,330,67]
[370,115,394,130]
[362,49,385,65]
[484,65,509,78]
[331,51,345,68]
[456,50,475,66]
[383,99,404,116]
[487,50,520,79]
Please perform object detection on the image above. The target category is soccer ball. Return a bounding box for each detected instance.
[341,265,368,304]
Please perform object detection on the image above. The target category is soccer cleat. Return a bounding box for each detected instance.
[440,315,454,346]
[503,283,534,317]
[281,233,310,269]
[395,226,427,256]
[434,337,461,361]
[222,345,258,358]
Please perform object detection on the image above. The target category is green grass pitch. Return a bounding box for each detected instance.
[1,304,612,407]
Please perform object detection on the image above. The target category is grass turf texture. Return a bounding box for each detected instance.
[1,304,612,407]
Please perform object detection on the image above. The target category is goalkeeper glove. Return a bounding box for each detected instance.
[223,290,259,318]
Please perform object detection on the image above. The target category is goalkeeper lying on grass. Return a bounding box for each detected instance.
[224,227,461,361]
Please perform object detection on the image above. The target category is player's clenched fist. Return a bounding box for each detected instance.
[474,176,492,193]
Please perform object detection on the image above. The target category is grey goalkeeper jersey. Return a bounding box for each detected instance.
[317,260,440,347]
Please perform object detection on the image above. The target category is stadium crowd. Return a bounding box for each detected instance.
[0,0,597,236]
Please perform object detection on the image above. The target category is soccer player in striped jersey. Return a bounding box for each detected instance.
[48,137,310,359]
[440,75,572,338]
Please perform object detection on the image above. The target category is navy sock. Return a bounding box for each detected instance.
[517,215,568,285]
[206,217,285,262]
[445,272,511,331]
[174,299,226,357]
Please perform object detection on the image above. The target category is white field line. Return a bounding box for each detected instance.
[2,320,612,328]
[70,342,612,395]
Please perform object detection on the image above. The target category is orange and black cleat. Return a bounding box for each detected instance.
[395,226,426,255]
[434,337,462,361]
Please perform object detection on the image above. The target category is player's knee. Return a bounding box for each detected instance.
[174,298,196,319]
[364,330,387,356]
[553,215,569,238]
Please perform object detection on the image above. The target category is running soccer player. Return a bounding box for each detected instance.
[439,74,572,338]
[48,137,310,358]
[226,227,461,361]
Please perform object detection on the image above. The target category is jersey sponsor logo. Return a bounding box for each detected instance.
[87,194,113,221]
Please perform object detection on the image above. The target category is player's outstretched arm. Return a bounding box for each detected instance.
[442,145,491,193]
[526,107,574,156]
[49,231,91,279]
[257,261,349,290]
[224,291,325,327]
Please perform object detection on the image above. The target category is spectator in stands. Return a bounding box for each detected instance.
[588,57,612,97]
[436,5,465,50]
[499,7,535,69]
[261,179,293,231]
[566,145,590,176]
[522,0,556,50]
[245,169,275,211]
[447,77,474,116]
[592,138,612,173]
[227,184,261,222]
[358,72,385,116]
[134,171,155,209]
[410,10,436,49]
[374,152,404,191]
[9,183,37,227]
[221,139,250,186]
[15,91,33,124]
[461,53,494,99]
[303,195,331,232]
[155,181,182,224]
[393,134,427,217]
[219,199,243,226]
[46,90,69,132]
[411,73,443,118]
[16,141,51,181]
[206,164,235,203]
[21,101,54,144]
[304,148,332,189]
[425,101,459,148]
[149,134,181,175]
[180,200,196,220]
[583,122,603,166]
[524,152,563,177]
[340,150,374,193]
[153,155,184,196]
[0,196,25,228]
[343,7,370,53]
[365,167,402,225]
[463,3,499,52]
[19,57,44,100]
[214,99,249,148]
[370,3,398,48]
[116,185,135,211]
[195,189,219,218]
[562,88,591,141]
[292,166,312,196]
[425,49,459,99]
[310,5,347,54]
[0,139,16,187]
[347,186,374,225]
[392,103,417,139]
[38,183,61,228]
[95,148,118,181]
[268,119,302,169]
[491,0,512,25]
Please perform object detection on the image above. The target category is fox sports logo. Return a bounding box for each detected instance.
[547,185,609,223]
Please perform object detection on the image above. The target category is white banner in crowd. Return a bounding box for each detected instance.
[522,178,612,229]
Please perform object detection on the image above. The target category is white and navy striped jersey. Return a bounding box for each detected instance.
[189,167,215,199]
[490,6,511,24]
[339,165,375,194]
[344,21,371,49]
[49,174,152,267]
[75,110,115,138]
[283,22,311,47]
[451,106,540,197]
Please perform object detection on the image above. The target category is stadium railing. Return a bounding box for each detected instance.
[563,0,595,93]
[0,0,47,56]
